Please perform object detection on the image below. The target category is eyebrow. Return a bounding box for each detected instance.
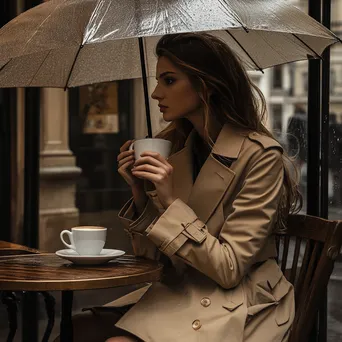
[156,71,176,80]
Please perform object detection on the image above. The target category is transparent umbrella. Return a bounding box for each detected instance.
[0,0,340,136]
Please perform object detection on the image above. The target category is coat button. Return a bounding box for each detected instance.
[200,297,211,307]
[192,319,201,330]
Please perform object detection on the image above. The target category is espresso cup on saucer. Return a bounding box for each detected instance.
[60,226,107,255]
[129,138,172,160]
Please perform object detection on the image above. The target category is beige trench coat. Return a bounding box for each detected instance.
[111,123,295,342]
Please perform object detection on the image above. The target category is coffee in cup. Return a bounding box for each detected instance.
[129,138,172,160]
[60,226,107,255]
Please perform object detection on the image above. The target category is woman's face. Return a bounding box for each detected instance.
[151,56,202,122]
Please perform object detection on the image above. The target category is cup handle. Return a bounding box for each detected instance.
[129,141,135,151]
[60,230,76,250]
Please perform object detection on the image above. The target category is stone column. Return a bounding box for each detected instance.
[39,88,81,252]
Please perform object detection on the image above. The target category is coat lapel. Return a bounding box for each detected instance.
[180,124,249,223]
[148,124,249,223]
[167,130,196,203]
[187,154,235,223]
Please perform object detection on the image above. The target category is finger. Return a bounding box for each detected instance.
[118,154,135,168]
[140,151,167,162]
[117,149,134,162]
[139,151,172,167]
[119,140,134,153]
[135,155,172,174]
[131,170,161,183]
[133,164,166,175]
[118,160,135,173]
[134,155,164,167]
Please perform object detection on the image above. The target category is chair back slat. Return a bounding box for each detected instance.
[281,235,290,273]
[301,242,322,298]
[276,215,342,342]
[289,237,302,284]
[294,239,316,306]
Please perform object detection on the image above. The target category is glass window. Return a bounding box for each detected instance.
[69,81,134,213]
[328,112,342,219]
[272,65,283,89]
[271,104,283,132]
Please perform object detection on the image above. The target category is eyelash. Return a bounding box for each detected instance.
[164,77,175,85]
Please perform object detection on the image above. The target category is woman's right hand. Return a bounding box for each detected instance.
[117,140,144,189]
[118,140,148,214]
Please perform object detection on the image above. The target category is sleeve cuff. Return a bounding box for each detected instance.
[118,197,160,234]
[118,198,136,229]
[147,199,207,257]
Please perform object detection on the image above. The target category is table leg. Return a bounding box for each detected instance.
[22,292,39,342]
[40,292,55,342]
[1,291,18,342]
[60,290,73,342]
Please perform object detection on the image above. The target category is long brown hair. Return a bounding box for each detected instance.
[154,32,302,231]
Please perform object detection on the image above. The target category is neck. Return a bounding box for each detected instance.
[187,111,222,144]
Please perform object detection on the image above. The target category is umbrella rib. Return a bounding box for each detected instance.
[292,34,323,60]
[29,50,52,86]
[217,0,249,33]
[0,58,12,72]
[237,23,249,34]
[336,35,342,44]
[64,44,83,90]
[225,30,264,73]
[231,19,249,33]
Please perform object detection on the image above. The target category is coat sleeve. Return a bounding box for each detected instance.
[130,148,284,289]
[118,197,161,260]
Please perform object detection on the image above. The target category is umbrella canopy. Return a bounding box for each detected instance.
[0,0,339,88]
[0,0,340,137]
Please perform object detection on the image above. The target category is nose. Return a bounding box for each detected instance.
[151,83,164,101]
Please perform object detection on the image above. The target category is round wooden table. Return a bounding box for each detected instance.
[0,253,163,342]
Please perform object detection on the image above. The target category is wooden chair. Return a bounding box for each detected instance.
[276,214,342,342]
[0,241,55,342]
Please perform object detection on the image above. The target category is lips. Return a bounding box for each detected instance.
[158,105,167,112]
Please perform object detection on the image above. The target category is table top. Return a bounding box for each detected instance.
[0,253,163,291]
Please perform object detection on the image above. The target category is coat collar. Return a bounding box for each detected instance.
[149,123,250,224]
[212,123,250,159]
[181,123,250,160]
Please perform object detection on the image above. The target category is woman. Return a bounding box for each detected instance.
[63,32,301,342]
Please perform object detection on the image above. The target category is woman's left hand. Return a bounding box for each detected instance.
[131,151,176,209]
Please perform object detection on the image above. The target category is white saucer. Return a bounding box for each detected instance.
[55,249,125,265]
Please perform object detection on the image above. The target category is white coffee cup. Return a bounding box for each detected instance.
[129,138,172,160]
[60,226,107,255]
